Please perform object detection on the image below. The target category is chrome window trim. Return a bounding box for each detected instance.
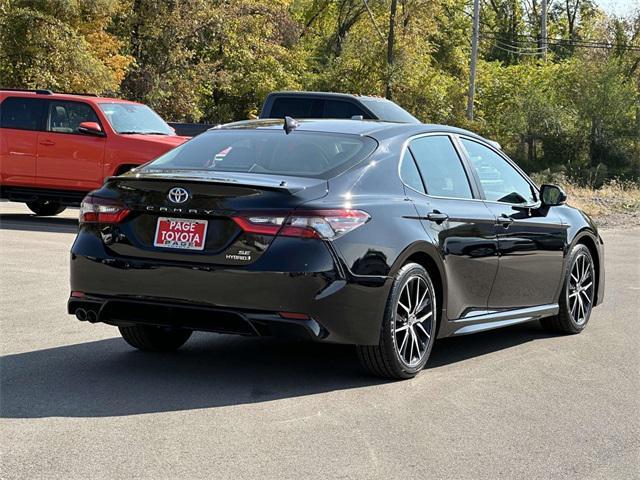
[397,131,482,202]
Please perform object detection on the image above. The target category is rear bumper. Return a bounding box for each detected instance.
[68,295,327,341]
[70,233,391,345]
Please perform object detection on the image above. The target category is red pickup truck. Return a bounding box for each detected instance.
[0,89,188,215]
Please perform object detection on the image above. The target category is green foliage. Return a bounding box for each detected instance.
[0,0,638,181]
[0,0,131,93]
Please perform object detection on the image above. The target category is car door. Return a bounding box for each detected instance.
[36,100,106,191]
[400,134,499,320]
[0,96,46,187]
[459,137,567,309]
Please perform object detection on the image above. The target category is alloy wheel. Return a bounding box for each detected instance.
[393,275,434,367]
[568,252,594,325]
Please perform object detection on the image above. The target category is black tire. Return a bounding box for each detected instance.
[541,244,595,334]
[357,263,437,379]
[26,200,66,216]
[118,325,192,351]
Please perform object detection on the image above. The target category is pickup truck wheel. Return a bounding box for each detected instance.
[26,200,66,216]
[118,325,192,352]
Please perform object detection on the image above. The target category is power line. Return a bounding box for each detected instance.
[481,32,640,52]
[492,43,550,56]
[482,32,640,51]
[444,1,640,53]
[493,37,547,51]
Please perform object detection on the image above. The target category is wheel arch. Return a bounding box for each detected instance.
[571,229,602,305]
[390,242,447,336]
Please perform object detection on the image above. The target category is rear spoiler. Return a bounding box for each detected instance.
[110,173,307,195]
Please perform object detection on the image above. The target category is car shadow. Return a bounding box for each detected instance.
[1,323,554,419]
[0,213,78,234]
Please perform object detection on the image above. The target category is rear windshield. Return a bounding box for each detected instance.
[143,130,378,180]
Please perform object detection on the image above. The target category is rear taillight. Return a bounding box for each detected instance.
[79,195,130,224]
[231,209,369,240]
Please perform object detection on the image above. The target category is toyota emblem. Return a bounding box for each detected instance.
[167,187,190,204]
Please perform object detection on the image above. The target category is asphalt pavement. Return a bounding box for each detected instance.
[1,201,638,480]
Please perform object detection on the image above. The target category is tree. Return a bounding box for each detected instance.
[0,0,131,93]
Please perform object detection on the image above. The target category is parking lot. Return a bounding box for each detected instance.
[1,201,638,480]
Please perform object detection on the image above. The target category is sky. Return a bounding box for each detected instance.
[595,0,638,17]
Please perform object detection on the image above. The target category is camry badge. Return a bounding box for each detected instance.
[167,187,189,204]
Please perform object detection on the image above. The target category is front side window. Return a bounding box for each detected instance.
[144,129,378,180]
[0,97,45,131]
[409,136,473,199]
[461,138,537,205]
[99,103,173,135]
[47,101,100,134]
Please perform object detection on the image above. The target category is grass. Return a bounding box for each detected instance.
[530,172,640,226]
[562,180,640,219]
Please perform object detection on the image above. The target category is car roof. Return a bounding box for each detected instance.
[267,91,390,102]
[0,89,140,105]
[218,118,484,141]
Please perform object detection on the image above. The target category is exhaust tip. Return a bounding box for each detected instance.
[86,309,98,323]
[75,308,87,321]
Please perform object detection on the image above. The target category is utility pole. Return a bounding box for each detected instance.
[466,0,480,121]
[386,0,398,100]
[541,0,548,58]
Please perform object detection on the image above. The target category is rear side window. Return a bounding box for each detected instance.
[399,150,425,193]
[323,100,370,119]
[47,101,100,134]
[144,130,378,180]
[0,97,45,131]
[409,136,473,199]
[269,97,322,118]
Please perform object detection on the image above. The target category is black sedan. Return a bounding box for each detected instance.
[68,119,604,379]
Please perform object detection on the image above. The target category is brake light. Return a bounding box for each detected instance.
[231,209,369,240]
[79,195,130,224]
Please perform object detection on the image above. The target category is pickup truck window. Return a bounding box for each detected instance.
[270,97,322,118]
[359,98,419,123]
[323,100,370,119]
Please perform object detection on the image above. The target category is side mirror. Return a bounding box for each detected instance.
[78,121,104,136]
[540,184,567,207]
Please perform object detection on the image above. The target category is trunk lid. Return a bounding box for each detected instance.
[98,170,328,264]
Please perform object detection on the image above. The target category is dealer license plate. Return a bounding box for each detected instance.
[154,217,208,251]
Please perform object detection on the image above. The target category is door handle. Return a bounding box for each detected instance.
[39,140,55,146]
[426,210,449,224]
[497,213,514,227]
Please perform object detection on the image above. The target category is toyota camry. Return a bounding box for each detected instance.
[68,118,604,379]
